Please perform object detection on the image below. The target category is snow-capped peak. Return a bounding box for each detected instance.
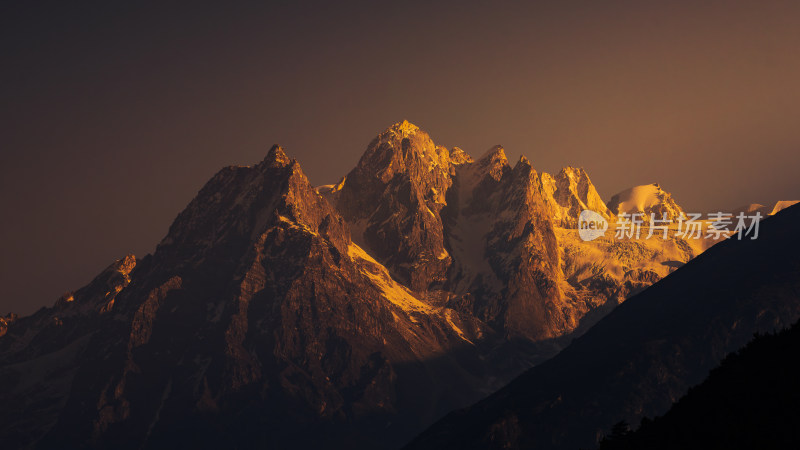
[606,183,684,220]
[728,200,800,217]
[393,119,419,136]
[540,166,610,228]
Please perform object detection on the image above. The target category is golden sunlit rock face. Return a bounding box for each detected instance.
[332,122,714,342]
[0,121,794,449]
[406,202,800,450]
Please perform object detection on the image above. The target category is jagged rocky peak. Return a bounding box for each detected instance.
[406,203,800,450]
[449,146,474,165]
[483,154,567,341]
[475,145,510,181]
[351,120,453,185]
[455,145,511,215]
[508,155,540,190]
[115,253,137,274]
[0,139,508,449]
[47,253,137,314]
[335,121,456,292]
[337,120,456,214]
[512,154,535,175]
[159,144,350,268]
[98,253,137,287]
[445,145,568,341]
[264,144,292,167]
[0,121,734,449]
[541,166,611,228]
[0,252,138,367]
[607,182,685,221]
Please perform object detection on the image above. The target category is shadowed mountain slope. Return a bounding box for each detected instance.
[0,122,734,449]
[598,318,800,450]
[405,203,800,450]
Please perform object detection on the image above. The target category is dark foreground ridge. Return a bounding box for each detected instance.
[599,318,800,450]
[405,203,800,450]
[1,121,792,449]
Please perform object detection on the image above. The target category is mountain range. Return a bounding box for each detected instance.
[405,202,800,449]
[0,121,796,449]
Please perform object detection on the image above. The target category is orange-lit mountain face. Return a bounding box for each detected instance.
[405,203,800,450]
[0,122,764,448]
[329,121,711,343]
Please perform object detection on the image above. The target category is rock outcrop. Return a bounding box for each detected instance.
[0,121,722,449]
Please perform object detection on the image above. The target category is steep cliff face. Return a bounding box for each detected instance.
[477,156,564,341]
[405,204,800,450]
[0,142,508,450]
[332,126,591,343]
[0,121,722,449]
[434,147,567,342]
[0,254,136,361]
[336,120,458,294]
[541,166,611,228]
[0,253,137,447]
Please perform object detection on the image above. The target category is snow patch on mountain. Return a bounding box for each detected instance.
[607,183,685,221]
[347,243,434,315]
[727,200,799,218]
